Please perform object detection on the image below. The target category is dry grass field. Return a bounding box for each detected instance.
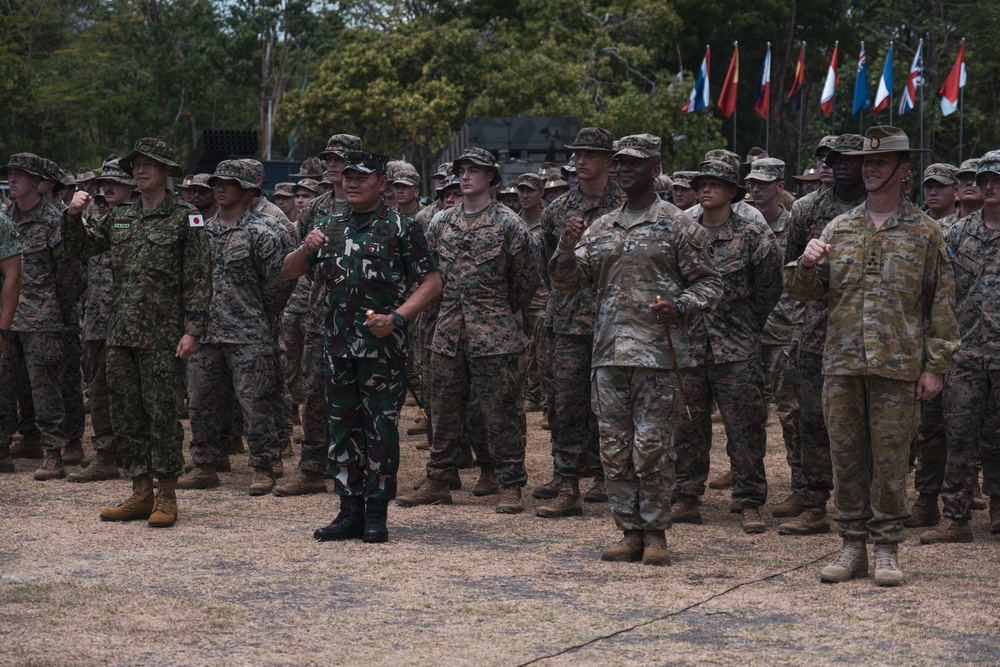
[2,406,999,666]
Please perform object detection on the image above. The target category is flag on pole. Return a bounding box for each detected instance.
[898,39,923,115]
[786,43,804,117]
[873,42,893,118]
[820,42,839,116]
[754,43,771,119]
[718,43,739,118]
[852,41,871,118]
[683,46,711,113]
[939,39,966,116]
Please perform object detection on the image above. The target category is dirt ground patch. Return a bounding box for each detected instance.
[2,407,999,666]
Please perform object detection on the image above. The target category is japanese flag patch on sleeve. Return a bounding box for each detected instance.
[189,214,205,228]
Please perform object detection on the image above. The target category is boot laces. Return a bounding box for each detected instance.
[874,545,897,570]
[833,543,861,567]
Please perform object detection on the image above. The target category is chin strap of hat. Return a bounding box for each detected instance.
[868,153,906,194]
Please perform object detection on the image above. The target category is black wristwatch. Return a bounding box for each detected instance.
[390,310,405,329]
[674,300,687,317]
[0,328,13,342]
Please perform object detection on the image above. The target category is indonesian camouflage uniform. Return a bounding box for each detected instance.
[426,199,539,488]
[307,200,436,499]
[782,186,865,508]
[786,199,960,543]
[548,198,723,532]
[940,211,1000,519]
[187,209,292,469]
[62,193,212,480]
[674,209,783,508]
[539,178,624,479]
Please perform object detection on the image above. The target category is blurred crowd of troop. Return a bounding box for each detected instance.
[2,121,998,586]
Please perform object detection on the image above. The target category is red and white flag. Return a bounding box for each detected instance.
[820,41,839,116]
[939,39,966,117]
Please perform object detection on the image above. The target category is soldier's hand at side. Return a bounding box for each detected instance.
[800,239,831,268]
[561,216,586,247]
[175,334,199,360]
[68,191,92,216]
[301,229,329,254]
[916,372,943,401]
[364,313,395,338]
[651,298,680,326]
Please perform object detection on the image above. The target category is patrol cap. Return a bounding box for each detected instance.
[294,178,322,194]
[840,125,931,156]
[517,173,545,191]
[922,163,957,186]
[654,174,673,194]
[96,156,135,186]
[814,135,839,159]
[671,170,698,189]
[452,147,501,185]
[828,134,865,157]
[564,127,614,152]
[791,163,820,184]
[745,158,786,184]
[702,148,740,171]
[975,150,1000,182]
[319,134,363,159]
[742,147,768,166]
[272,182,296,197]
[343,150,390,175]
[691,159,746,203]
[390,170,420,187]
[291,156,324,178]
[955,158,980,179]
[189,173,213,191]
[209,160,260,191]
[614,134,662,159]
[120,138,184,177]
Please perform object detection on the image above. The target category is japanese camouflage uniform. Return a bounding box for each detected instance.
[61,138,212,480]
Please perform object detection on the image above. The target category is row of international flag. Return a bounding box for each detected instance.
[681,39,968,120]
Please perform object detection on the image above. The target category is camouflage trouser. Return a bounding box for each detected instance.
[419,338,491,465]
[912,393,946,495]
[324,355,404,499]
[523,311,546,405]
[762,343,801,493]
[942,367,1000,520]
[674,360,768,507]
[107,346,185,479]
[14,349,39,438]
[82,339,116,452]
[0,331,67,450]
[282,310,307,405]
[544,330,601,479]
[592,366,677,532]
[297,329,330,474]
[427,345,527,487]
[823,374,914,544]
[60,327,85,442]
[785,349,833,508]
[188,344,282,468]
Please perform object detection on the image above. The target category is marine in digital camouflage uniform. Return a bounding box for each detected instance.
[284,150,440,543]
[786,126,959,586]
[0,208,22,472]
[64,138,212,528]
[549,133,723,564]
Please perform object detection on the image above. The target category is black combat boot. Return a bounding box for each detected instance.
[314,495,365,541]
[363,498,390,544]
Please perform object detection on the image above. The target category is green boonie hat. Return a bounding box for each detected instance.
[691,159,746,203]
[745,158,786,183]
[742,147,768,166]
[291,156,324,178]
[614,134,662,159]
[702,148,740,172]
[343,150,390,175]
[2,152,49,179]
[239,159,264,178]
[975,151,1000,181]
[453,147,501,185]
[792,163,820,183]
[209,159,259,190]
[923,163,957,186]
[76,169,97,183]
[189,173,213,191]
[840,125,931,156]
[42,158,63,183]
[390,170,420,187]
[120,137,184,177]
[517,173,545,191]
[273,182,296,197]
[294,178,321,194]
[319,134,363,159]
[96,156,134,186]
[671,170,698,189]
[564,127,614,152]
[955,158,980,179]
[815,135,839,158]
[436,175,461,194]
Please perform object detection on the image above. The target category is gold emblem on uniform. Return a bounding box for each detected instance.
[870,136,880,149]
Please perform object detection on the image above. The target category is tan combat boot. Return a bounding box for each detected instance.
[536,477,582,518]
[532,472,561,500]
[972,480,987,510]
[708,469,735,489]
[396,478,453,507]
[671,494,702,524]
[66,450,120,483]
[33,450,66,481]
[919,518,973,544]
[248,467,276,496]
[177,464,220,489]
[10,433,43,459]
[819,539,868,583]
[496,485,523,514]
[601,530,643,562]
[991,497,1000,534]
[873,543,904,587]
[100,475,154,521]
[148,478,179,528]
[584,476,608,503]
[771,491,806,518]
[902,493,940,528]
[642,530,671,566]
[62,439,85,466]
[777,507,830,535]
[741,506,766,534]
[472,466,499,497]
[271,470,327,496]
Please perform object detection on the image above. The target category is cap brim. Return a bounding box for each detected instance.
[613,149,657,159]
[343,165,377,174]
[923,176,955,186]
[791,175,820,183]
[121,150,184,177]
[563,143,613,152]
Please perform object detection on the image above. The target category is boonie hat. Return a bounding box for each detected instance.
[120,138,184,177]
[564,127,614,152]
[209,160,260,191]
[319,134,363,160]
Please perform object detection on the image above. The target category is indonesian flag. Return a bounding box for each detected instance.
[785,42,804,117]
[683,46,711,113]
[939,39,966,117]
[898,39,923,116]
[873,42,893,118]
[820,42,839,116]
[717,43,739,118]
[754,43,772,120]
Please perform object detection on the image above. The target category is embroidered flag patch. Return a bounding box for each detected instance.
[189,215,205,228]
